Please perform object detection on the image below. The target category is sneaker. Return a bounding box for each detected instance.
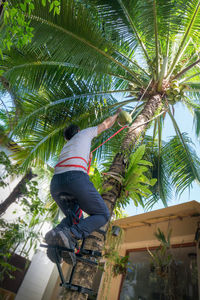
[55,229,77,266]
[44,214,73,245]
[45,227,77,266]
[45,227,63,263]
[45,227,61,245]
[47,247,62,264]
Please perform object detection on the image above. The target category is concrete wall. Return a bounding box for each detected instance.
[15,250,55,300]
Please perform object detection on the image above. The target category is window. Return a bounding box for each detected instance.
[120,245,198,300]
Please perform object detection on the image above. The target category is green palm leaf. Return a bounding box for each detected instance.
[143,138,172,209]
[194,109,200,137]
[162,133,200,195]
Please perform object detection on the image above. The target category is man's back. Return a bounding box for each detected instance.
[54,126,98,174]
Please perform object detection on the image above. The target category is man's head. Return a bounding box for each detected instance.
[64,124,80,140]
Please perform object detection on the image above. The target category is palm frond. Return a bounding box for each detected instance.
[143,138,172,209]
[153,0,159,79]
[194,109,200,138]
[0,0,148,97]
[27,0,143,81]
[167,0,200,78]
[11,88,132,138]
[162,131,200,195]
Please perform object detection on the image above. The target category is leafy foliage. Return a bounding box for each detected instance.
[141,137,172,210]
[162,133,200,195]
[147,228,198,298]
[0,219,24,281]
[101,224,132,300]
[0,151,20,187]
[89,147,157,217]
[120,145,157,207]
[0,0,61,61]
[0,198,46,281]
[0,150,51,280]
[148,228,173,278]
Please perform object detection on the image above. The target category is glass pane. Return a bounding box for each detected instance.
[120,246,198,300]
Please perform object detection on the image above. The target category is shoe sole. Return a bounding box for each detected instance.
[58,231,76,266]
[47,247,62,264]
[45,229,58,245]
[45,230,76,265]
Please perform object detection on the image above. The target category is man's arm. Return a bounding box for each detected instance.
[97,109,121,135]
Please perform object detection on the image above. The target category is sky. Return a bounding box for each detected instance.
[124,101,200,216]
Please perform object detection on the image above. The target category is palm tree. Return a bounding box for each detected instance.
[0,123,37,215]
[1,0,200,299]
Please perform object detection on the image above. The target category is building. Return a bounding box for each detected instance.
[98,200,200,300]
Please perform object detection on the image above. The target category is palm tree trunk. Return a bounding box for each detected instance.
[59,94,163,299]
[0,76,20,127]
[0,169,35,215]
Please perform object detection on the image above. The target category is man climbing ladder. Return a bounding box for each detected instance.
[45,109,122,265]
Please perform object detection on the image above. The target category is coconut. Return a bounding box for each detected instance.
[118,110,132,126]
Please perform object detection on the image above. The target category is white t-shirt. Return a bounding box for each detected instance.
[54,126,98,174]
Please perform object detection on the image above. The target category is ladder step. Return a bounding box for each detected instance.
[87,234,102,241]
[76,256,98,265]
[61,283,96,296]
[79,248,102,257]
[40,244,74,253]
[40,244,102,258]
[95,228,106,236]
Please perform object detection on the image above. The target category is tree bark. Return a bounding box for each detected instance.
[0,169,35,215]
[0,76,21,127]
[59,94,163,299]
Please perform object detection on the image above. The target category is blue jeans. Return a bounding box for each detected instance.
[50,171,110,239]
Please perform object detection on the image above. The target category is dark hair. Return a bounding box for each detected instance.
[64,124,80,140]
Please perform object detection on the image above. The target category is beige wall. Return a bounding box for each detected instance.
[124,215,198,250]
[98,204,200,300]
[197,235,200,300]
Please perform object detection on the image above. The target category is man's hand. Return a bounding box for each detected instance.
[116,107,122,114]
[97,108,122,135]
